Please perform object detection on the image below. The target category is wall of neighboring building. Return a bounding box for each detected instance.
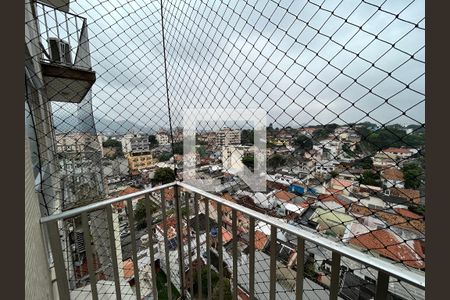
[25,137,54,300]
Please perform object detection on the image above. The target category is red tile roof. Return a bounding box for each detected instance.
[349,230,425,269]
[383,148,413,154]
[319,194,350,208]
[394,208,423,220]
[325,188,344,195]
[382,168,404,181]
[221,227,233,244]
[164,188,175,202]
[255,230,269,250]
[389,188,421,204]
[274,190,297,202]
[376,211,425,234]
[118,186,141,197]
[123,259,134,279]
[331,178,353,188]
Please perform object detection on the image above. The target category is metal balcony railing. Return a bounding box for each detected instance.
[35,1,92,71]
[41,181,425,300]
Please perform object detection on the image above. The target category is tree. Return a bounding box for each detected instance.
[173,141,183,155]
[158,152,172,162]
[242,154,254,170]
[358,170,381,187]
[241,129,254,145]
[354,156,373,169]
[196,145,207,158]
[152,167,175,185]
[357,126,424,153]
[330,171,339,178]
[134,199,158,228]
[293,135,313,151]
[402,163,422,189]
[103,138,122,148]
[193,267,232,300]
[268,153,286,170]
[102,138,124,158]
[342,144,356,157]
[148,135,158,148]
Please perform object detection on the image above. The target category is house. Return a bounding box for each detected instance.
[254,230,269,250]
[271,190,301,215]
[382,147,416,159]
[349,203,424,234]
[310,207,356,238]
[349,229,425,270]
[387,188,421,204]
[381,168,405,188]
[329,178,355,195]
[372,152,397,168]
[236,251,337,300]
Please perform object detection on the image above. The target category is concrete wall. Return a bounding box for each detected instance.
[25,137,54,300]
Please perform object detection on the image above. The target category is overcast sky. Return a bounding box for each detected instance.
[49,0,424,133]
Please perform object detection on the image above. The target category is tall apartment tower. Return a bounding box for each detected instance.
[217,127,241,147]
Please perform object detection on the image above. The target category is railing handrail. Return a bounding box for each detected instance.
[177,182,425,289]
[36,0,87,21]
[40,181,177,223]
[40,181,425,289]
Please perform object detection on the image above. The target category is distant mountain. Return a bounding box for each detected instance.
[54,113,150,135]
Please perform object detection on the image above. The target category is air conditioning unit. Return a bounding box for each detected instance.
[48,38,72,65]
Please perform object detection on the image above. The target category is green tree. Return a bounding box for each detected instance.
[330,171,339,178]
[197,145,207,158]
[358,170,381,187]
[293,135,313,151]
[241,129,254,145]
[242,154,254,170]
[158,152,172,162]
[103,138,122,148]
[342,144,356,157]
[193,267,232,300]
[148,135,158,149]
[402,163,422,189]
[173,141,183,155]
[134,200,158,227]
[357,126,424,153]
[102,138,124,158]
[152,167,176,185]
[268,153,287,170]
[354,156,373,169]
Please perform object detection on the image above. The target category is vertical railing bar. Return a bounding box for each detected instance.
[81,212,98,300]
[295,237,305,300]
[249,217,255,300]
[185,192,194,298]
[194,194,203,300]
[269,225,277,300]
[205,198,212,299]
[161,189,173,300]
[54,9,60,41]
[64,11,70,47]
[42,5,50,56]
[329,252,342,300]
[232,210,238,300]
[126,198,141,300]
[174,185,186,299]
[145,193,158,300]
[106,206,121,300]
[47,220,70,300]
[217,202,224,300]
[375,271,390,300]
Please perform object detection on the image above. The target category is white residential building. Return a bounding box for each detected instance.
[156,132,170,145]
[217,128,241,147]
